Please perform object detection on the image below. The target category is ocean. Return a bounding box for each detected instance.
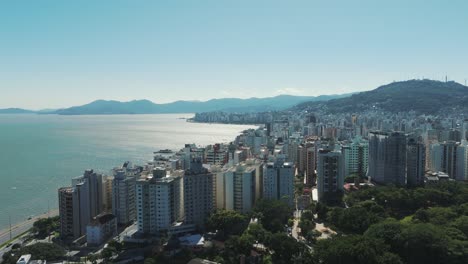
[0,114,255,229]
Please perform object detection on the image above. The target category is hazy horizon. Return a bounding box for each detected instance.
[2,0,468,109]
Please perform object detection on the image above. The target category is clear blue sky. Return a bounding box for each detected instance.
[1,0,467,109]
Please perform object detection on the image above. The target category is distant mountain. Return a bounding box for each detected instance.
[53,94,351,115]
[295,80,468,115]
[0,108,36,114]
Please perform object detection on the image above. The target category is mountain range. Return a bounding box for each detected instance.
[0,94,350,115]
[3,79,466,116]
[295,79,468,115]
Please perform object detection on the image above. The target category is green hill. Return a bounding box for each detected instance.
[295,80,468,114]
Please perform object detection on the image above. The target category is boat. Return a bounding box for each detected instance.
[156,149,174,154]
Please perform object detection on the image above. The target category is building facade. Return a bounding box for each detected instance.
[317,149,345,202]
[86,213,117,246]
[112,168,136,225]
[183,159,215,228]
[136,168,183,235]
[406,138,426,186]
[368,131,407,185]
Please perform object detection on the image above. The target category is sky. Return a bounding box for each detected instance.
[1,0,468,110]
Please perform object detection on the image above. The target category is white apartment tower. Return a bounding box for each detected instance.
[136,168,183,235]
[224,164,257,213]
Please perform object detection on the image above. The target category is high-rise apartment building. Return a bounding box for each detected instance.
[316,149,345,202]
[306,145,316,184]
[224,164,257,213]
[263,161,295,206]
[368,131,407,185]
[205,144,228,165]
[58,187,79,239]
[430,141,458,178]
[456,141,468,181]
[58,169,106,240]
[136,168,183,235]
[406,138,426,186]
[184,159,214,228]
[112,168,136,225]
[72,169,104,219]
[342,136,368,179]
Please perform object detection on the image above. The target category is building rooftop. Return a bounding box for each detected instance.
[17,255,31,264]
[179,234,205,247]
[89,213,116,226]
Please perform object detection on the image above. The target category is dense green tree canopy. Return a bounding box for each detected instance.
[206,209,249,240]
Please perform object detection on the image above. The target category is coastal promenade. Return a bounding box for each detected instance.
[0,209,59,247]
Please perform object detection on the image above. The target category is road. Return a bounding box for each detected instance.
[291,209,301,240]
[0,209,59,248]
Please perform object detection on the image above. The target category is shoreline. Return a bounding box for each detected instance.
[187,118,264,126]
[0,209,59,245]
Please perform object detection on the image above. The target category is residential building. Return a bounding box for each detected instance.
[58,187,79,239]
[184,159,215,228]
[263,160,295,206]
[136,168,183,235]
[112,168,136,225]
[430,141,458,179]
[317,149,345,202]
[224,164,257,213]
[86,213,117,246]
[456,141,468,181]
[342,136,368,179]
[406,138,426,186]
[368,131,407,185]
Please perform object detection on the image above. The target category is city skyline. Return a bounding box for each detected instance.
[2,0,468,109]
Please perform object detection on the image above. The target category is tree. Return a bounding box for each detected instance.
[107,239,123,252]
[413,207,457,225]
[314,202,329,220]
[398,223,457,264]
[304,230,321,245]
[314,235,401,264]
[254,199,292,233]
[2,243,65,264]
[364,218,403,252]
[299,219,315,233]
[301,210,314,220]
[224,234,255,263]
[88,254,99,264]
[206,210,249,240]
[32,216,60,239]
[452,216,468,237]
[245,223,271,244]
[327,206,380,234]
[101,247,116,262]
[266,233,309,264]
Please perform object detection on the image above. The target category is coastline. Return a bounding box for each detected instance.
[0,209,59,247]
[187,118,264,126]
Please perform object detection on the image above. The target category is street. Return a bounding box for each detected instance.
[0,209,59,257]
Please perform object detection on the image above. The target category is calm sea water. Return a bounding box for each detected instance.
[0,114,255,229]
